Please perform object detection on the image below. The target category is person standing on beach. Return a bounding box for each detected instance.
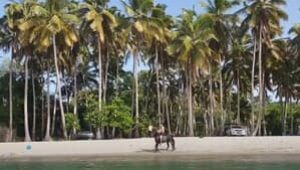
[157,124,165,135]
[148,125,153,137]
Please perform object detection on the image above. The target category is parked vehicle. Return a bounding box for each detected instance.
[72,131,94,140]
[224,125,249,136]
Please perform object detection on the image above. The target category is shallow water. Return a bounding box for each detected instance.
[1,157,300,170]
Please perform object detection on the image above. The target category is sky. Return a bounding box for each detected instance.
[0,0,299,65]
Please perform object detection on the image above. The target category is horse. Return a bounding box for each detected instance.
[148,125,175,152]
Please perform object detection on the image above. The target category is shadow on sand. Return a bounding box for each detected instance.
[138,148,173,153]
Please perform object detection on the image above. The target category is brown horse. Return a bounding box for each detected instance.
[148,126,175,152]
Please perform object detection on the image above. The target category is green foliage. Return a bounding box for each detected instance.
[102,98,133,132]
[65,113,80,134]
[1,0,300,140]
[83,93,102,128]
[266,103,300,135]
[84,95,133,133]
[137,114,150,136]
[266,103,282,135]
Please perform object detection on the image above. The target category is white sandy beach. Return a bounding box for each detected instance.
[1,137,300,159]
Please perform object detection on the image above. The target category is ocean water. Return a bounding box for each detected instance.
[1,156,300,170]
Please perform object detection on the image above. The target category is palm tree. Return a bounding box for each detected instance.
[168,10,217,136]
[224,31,252,125]
[80,0,117,139]
[145,4,171,126]
[3,2,26,141]
[0,15,16,142]
[7,0,39,142]
[270,39,293,135]
[201,0,240,131]
[242,0,287,135]
[122,0,164,137]
[110,12,129,97]
[19,0,79,139]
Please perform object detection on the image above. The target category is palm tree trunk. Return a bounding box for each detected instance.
[73,66,77,135]
[51,84,58,136]
[115,56,120,96]
[96,127,101,139]
[290,112,294,136]
[204,110,209,136]
[133,51,139,138]
[41,87,45,137]
[44,62,52,141]
[96,37,102,140]
[283,94,288,136]
[9,56,13,142]
[168,102,173,134]
[251,36,257,132]
[279,89,284,135]
[175,104,181,135]
[53,34,67,139]
[32,72,36,141]
[208,62,214,136]
[237,69,241,125]
[97,37,102,110]
[262,72,267,136]
[228,89,232,115]
[24,56,31,142]
[145,76,151,119]
[252,24,263,136]
[103,51,109,103]
[155,45,162,125]
[187,61,194,136]
[166,93,171,134]
[219,57,225,135]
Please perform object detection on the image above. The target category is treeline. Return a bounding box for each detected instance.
[0,0,300,142]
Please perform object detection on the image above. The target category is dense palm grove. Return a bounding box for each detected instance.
[0,0,300,142]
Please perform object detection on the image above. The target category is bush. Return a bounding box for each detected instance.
[65,113,80,138]
[85,97,133,136]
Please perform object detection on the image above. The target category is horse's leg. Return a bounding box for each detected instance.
[171,138,175,151]
[155,143,159,152]
[166,141,169,150]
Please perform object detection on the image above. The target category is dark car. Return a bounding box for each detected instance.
[224,125,249,136]
[72,131,94,140]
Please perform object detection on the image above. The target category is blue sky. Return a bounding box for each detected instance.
[0,0,299,63]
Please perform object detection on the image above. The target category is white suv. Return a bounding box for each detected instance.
[225,125,249,136]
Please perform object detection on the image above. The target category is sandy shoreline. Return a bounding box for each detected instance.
[1,137,300,160]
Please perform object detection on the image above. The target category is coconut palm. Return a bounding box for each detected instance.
[168,10,217,136]
[110,12,129,97]
[2,1,28,141]
[145,3,172,126]
[224,31,252,125]
[122,0,165,137]
[0,15,15,142]
[80,0,117,139]
[18,0,79,139]
[270,39,292,135]
[201,0,240,132]
[6,0,39,142]
[242,0,287,135]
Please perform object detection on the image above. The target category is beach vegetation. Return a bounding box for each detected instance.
[1,0,300,141]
